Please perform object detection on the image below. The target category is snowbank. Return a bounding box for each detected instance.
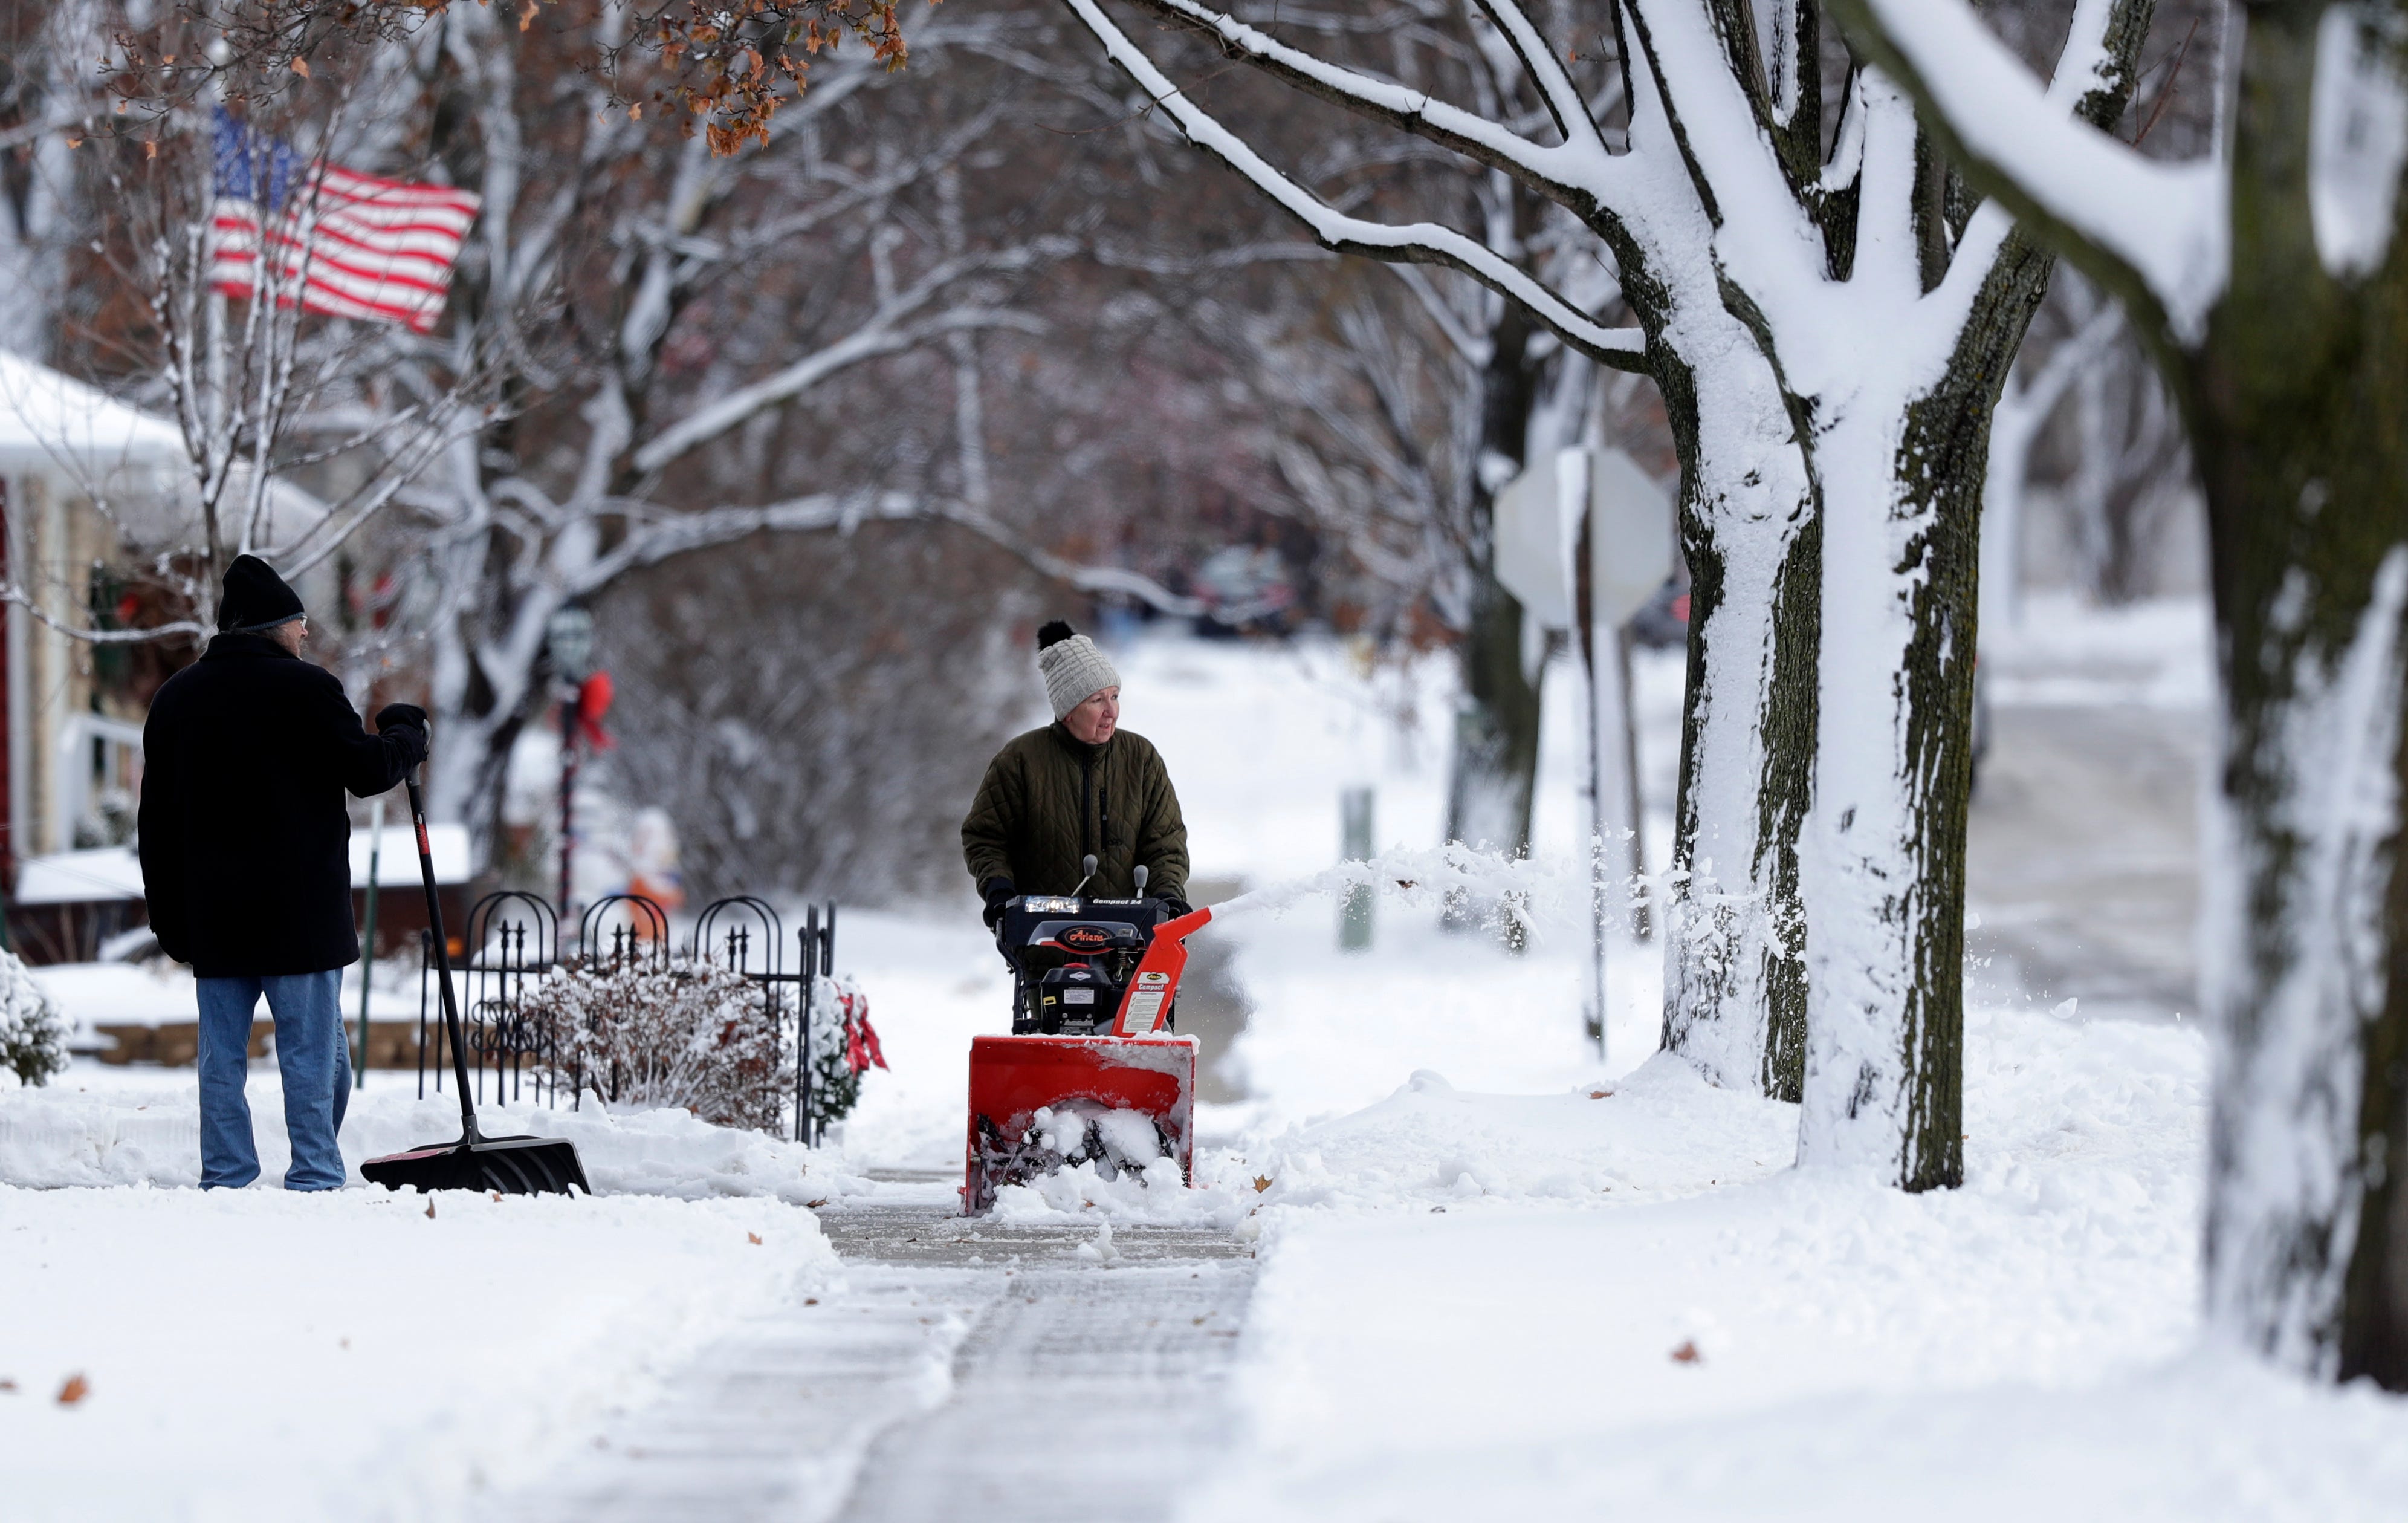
[0,1183,837,1523]
[0,1077,871,1202]
[1170,1002,2408,1521]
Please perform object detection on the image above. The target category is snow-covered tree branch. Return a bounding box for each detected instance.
[1063,0,1646,370]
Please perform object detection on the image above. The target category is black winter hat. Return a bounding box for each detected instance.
[218,554,305,634]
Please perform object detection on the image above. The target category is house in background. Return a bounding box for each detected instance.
[0,351,355,961]
[0,351,183,887]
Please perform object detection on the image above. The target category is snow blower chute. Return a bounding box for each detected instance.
[360,774,590,1197]
[964,871,1212,1215]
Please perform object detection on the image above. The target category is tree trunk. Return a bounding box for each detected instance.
[1791,396,1970,1189]
[1654,336,1819,1100]
[2190,5,2408,1387]
[1793,235,2054,1190]
[1445,302,1547,855]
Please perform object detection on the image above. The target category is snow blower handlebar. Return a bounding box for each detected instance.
[406,771,480,1146]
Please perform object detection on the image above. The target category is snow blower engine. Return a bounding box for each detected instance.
[963,860,1214,1214]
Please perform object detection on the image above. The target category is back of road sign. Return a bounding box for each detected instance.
[1587,447,1675,631]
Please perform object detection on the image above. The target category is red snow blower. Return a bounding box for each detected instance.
[963,866,1212,1214]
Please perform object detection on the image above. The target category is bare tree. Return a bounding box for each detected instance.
[70,3,1191,848]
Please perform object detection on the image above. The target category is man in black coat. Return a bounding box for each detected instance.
[138,555,429,1190]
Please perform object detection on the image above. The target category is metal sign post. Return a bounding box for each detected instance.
[1494,445,1674,1061]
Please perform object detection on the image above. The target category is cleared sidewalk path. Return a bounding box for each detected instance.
[495,1184,1254,1523]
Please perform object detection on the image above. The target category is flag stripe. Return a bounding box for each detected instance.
[218,208,470,278]
[212,221,463,295]
[207,131,479,335]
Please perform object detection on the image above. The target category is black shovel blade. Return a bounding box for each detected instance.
[361,1134,591,1197]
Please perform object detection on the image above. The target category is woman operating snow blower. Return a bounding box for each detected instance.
[955,620,1211,1212]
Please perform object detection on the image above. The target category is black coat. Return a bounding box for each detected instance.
[137,634,421,977]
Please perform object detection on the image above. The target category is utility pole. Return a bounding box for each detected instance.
[546,606,595,922]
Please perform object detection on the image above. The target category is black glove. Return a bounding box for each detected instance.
[1153,893,1193,919]
[375,703,430,767]
[980,877,1016,930]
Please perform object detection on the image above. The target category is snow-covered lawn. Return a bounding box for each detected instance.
[0,1184,834,1522]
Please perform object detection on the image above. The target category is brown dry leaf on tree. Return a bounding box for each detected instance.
[56,1374,89,1405]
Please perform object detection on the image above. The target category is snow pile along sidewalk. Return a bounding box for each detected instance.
[0,1183,836,1523]
[1167,1002,2408,1522]
[0,1079,872,1201]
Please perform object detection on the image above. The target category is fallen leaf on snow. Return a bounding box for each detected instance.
[424,1200,436,1219]
[56,1374,89,1405]
[804,1298,820,1306]
[1588,1089,1614,1100]
[1252,1175,1273,1193]
[1669,1341,1701,1365]
[804,1198,828,1209]
[747,1232,763,1245]
[0,1377,17,1392]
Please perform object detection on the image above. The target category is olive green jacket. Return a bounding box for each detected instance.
[961,724,1189,901]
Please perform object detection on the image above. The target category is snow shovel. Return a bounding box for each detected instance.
[360,773,591,1197]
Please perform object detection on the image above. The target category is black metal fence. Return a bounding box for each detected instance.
[416,892,842,1144]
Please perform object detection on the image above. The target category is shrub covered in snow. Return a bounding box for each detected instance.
[514,960,884,1135]
[0,947,70,1086]
[524,960,786,1131]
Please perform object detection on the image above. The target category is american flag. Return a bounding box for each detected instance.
[210,109,480,334]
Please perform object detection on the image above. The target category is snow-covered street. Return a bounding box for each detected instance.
[5,622,2407,1520]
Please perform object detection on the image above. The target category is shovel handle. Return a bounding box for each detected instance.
[406,771,479,1143]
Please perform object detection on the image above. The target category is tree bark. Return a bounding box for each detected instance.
[2187,5,2408,1389]
[1654,331,1818,1100]
[1791,220,2059,1191]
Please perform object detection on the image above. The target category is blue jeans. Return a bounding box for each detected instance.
[196,970,351,1190]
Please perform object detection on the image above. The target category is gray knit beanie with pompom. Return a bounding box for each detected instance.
[1037,620,1121,722]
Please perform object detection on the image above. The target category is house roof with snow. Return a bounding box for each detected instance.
[15,826,476,905]
[0,350,186,475]
[0,351,331,548]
